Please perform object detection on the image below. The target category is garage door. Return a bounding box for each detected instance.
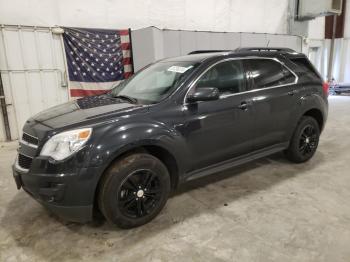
[0,25,69,141]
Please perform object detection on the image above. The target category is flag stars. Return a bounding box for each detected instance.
[73,71,77,75]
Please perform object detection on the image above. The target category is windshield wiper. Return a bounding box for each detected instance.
[111,95,138,104]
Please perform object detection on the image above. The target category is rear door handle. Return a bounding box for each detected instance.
[237,101,251,110]
[288,90,298,96]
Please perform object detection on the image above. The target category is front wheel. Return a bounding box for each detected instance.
[98,153,171,228]
[285,116,320,163]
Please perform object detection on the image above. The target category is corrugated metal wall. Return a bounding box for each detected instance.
[132,27,303,71]
[0,25,69,141]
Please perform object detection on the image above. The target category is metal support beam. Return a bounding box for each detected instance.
[327,15,337,81]
[0,73,11,141]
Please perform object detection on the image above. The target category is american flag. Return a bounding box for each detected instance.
[63,27,133,98]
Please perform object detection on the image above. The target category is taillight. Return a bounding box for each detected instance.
[322,82,329,97]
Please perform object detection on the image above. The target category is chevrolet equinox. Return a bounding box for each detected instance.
[13,48,328,228]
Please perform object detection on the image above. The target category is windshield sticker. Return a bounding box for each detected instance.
[167,65,193,74]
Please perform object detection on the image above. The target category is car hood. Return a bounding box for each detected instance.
[27,95,144,131]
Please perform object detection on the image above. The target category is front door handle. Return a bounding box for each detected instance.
[288,90,298,96]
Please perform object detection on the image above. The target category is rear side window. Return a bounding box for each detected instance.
[290,58,322,81]
[245,59,296,89]
[196,60,246,95]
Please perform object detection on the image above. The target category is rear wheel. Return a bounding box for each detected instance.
[98,153,171,228]
[285,116,320,163]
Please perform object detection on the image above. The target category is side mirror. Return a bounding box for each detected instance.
[187,87,220,103]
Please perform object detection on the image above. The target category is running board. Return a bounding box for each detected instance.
[184,143,289,182]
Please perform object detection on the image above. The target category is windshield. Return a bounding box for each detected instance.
[110,61,199,104]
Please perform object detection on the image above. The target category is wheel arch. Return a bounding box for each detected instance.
[302,108,324,131]
[93,143,180,216]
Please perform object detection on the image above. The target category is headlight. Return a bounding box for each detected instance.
[40,128,92,161]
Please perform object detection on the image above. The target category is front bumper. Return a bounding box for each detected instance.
[12,164,103,223]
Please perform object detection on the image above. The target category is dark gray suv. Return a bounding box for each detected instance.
[13,47,328,228]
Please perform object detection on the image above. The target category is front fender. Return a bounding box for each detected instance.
[87,120,189,175]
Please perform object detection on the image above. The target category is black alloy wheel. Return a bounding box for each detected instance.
[98,153,171,228]
[298,125,318,157]
[118,169,162,218]
[285,116,320,163]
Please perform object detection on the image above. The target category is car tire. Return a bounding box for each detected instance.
[285,116,320,163]
[98,153,171,228]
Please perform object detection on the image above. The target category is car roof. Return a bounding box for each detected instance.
[161,48,305,63]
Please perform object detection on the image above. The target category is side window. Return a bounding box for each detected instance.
[195,60,246,95]
[247,59,295,89]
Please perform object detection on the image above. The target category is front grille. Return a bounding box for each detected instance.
[18,153,33,170]
[22,133,39,145]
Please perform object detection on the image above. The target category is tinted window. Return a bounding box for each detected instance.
[196,60,246,95]
[290,58,321,81]
[247,59,295,89]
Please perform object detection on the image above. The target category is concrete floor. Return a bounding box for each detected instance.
[1,96,350,262]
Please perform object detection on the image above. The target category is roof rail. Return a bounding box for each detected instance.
[188,50,229,55]
[235,47,296,52]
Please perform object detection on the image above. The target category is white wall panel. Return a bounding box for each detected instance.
[0,26,69,141]
[241,33,268,47]
[132,27,303,72]
[0,0,290,34]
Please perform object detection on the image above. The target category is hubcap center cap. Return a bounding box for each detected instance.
[136,189,144,198]
[305,137,310,144]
